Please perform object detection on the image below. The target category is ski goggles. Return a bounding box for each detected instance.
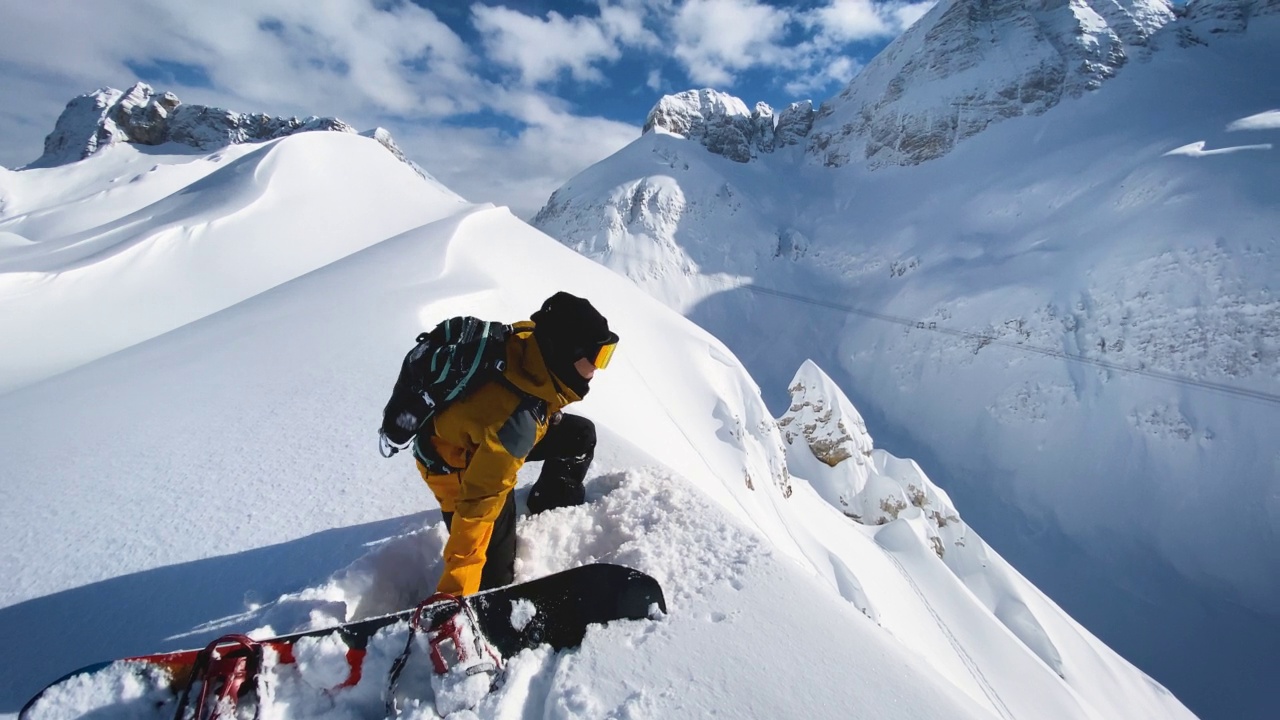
[573,331,618,370]
[590,339,617,370]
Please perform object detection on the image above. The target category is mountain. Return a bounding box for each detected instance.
[25,82,426,176]
[806,0,1176,168]
[532,2,1280,718]
[642,89,816,162]
[0,91,1192,719]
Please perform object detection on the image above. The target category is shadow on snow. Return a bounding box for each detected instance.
[0,512,434,713]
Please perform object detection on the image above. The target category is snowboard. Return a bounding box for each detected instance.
[20,563,666,719]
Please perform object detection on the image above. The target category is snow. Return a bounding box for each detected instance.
[531,8,1280,720]
[1227,109,1280,131]
[0,127,1193,719]
[508,600,536,632]
[1163,140,1273,156]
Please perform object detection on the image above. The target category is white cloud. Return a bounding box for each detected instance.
[598,1,664,49]
[664,0,928,92]
[0,0,484,125]
[784,55,862,96]
[1226,110,1280,132]
[472,7,618,86]
[805,0,936,43]
[470,2,660,87]
[813,0,892,41]
[671,0,792,86]
[891,1,938,30]
[647,69,663,92]
[393,113,639,220]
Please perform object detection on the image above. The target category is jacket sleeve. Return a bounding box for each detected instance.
[436,412,530,596]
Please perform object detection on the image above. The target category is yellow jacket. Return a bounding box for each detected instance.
[416,321,581,595]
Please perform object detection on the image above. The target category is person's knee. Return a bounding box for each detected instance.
[561,414,596,456]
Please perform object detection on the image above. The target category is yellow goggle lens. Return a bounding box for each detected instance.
[593,342,617,369]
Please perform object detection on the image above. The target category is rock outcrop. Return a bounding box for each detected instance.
[642,89,815,163]
[1176,0,1280,44]
[30,83,361,168]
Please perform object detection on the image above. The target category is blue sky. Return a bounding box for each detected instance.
[0,0,932,216]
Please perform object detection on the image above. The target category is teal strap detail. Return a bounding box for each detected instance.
[446,323,491,402]
[434,349,451,385]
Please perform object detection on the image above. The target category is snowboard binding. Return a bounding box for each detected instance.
[172,634,264,720]
[386,592,504,716]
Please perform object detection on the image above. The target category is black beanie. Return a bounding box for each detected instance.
[531,292,618,395]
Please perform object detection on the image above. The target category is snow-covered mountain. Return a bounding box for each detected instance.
[642,89,816,162]
[26,82,425,176]
[0,94,1193,718]
[532,3,1280,719]
[806,0,1176,168]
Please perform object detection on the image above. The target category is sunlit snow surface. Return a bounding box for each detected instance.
[0,133,466,393]
[0,133,1190,718]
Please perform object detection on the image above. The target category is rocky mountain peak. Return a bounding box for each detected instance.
[777,360,874,467]
[807,0,1176,168]
[29,83,359,168]
[642,89,815,163]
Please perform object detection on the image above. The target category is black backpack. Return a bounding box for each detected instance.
[378,316,512,457]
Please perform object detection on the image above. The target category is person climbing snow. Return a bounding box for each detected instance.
[409,291,619,597]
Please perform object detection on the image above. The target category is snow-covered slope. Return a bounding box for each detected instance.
[0,127,1191,717]
[0,126,467,394]
[532,6,1280,719]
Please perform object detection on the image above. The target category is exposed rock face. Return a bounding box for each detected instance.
[30,83,357,168]
[806,0,1176,168]
[778,360,875,467]
[642,89,815,163]
[774,101,816,148]
[777,361,968,544]
[1176,0,1280,43]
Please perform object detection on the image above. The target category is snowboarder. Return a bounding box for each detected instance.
[414,292,619,597]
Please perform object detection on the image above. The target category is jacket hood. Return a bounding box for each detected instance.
[503,322,583,408]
